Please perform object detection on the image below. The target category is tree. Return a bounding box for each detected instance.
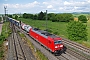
[67,21,87,41]
[48,13,57,22]
[28,14,33,19]
[78,15,88,23]
[15,15,18,19]
[33,14,38,20]
[8,15,12,18]
[0,17,1,22]
[57,13,74,22]
[23,13,28,18]
[23,13,33,19]
[38,11,45,20]
[48,13,74,22]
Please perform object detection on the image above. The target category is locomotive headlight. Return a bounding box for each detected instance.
[60,45,63,47]
[55,46,58,48]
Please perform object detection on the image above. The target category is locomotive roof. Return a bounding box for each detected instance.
[33,28,59,38]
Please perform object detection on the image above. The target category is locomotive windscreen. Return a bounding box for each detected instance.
[54,40,62,44]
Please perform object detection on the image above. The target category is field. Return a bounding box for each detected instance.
[18,18,68,38]
[17,16,90,48]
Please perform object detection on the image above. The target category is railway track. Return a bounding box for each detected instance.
[66,46,90,60]
[8,23,36,60]
[56,42,90,60]
[16,27,85,60]
[15,24,90,60]
[56,55,69,60]
[8,24,26,60]
[62,38,90,56]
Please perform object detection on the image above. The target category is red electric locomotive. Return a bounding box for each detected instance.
[29,28,63,53]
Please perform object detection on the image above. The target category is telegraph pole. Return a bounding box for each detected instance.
[4,6,7,22]
[4,6,7,16]
[46,10,48,30]
[4,6,7,32]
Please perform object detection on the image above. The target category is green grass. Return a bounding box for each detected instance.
[73,13,90,48]
[18,18,90,48]
[82,20,90,48]
[0,22,11,59]
[18,18,68,38]
[87,20,90,41]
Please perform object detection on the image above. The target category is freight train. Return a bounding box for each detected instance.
[8,17,64,53]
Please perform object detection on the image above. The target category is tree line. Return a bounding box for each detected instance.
[22,11,88,41]
[7,11,88,41]
[8,11,88,23]
[22,11,88,23]
[22,11,74,22]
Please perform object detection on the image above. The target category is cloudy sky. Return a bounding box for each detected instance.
[0,0,90,14]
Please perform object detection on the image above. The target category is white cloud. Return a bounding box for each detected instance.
[1,0,90,14]
[42,2,48,5]
[59,7,63,10]
[3,1,40,9]
[64,1,72,5]
[52,9,56,10]
[47,5,53,9]
[87,0,90,3]
[74,6,79,10]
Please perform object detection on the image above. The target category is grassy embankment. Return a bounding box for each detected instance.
[18,17,90,48]
[73,14,90,48]
[19,32,48,60]
[18,18,68,38]
[0,22,11,60]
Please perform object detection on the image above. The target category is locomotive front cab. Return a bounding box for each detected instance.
[54,39,63,53]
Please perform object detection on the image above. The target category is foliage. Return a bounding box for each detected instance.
[0,17,1,21]
[23,13,33,19]
[53,31,59,35]
[22,12,74,22]
[18,18,68,38]
[56,13,74,22]
[45,29,52,33]
[0,22,11,59]
[33,14,38,20]
[0,34,5,41]
[47,13,74,22]
[38,11,45,20]
[23,13,27,18]
[14,15,18,20]
[78,15,88,23]
[8,15,12,18]
[67,21,87,41]
[18,18,90,47]
[47,13,57,22]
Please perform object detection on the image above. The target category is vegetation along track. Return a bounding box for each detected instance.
[62,38,90,59]
[8,23,36,60]
[16,25,87,60]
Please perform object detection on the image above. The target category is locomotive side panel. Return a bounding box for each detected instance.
[29,29,54,52]
[47,37,55,52]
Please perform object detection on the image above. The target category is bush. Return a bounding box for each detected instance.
[78,15,88,23]
[45,29,52,33]
[53,31,59,35]
[67,21,87,41]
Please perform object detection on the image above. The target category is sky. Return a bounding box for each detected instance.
[0,0,90,14]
